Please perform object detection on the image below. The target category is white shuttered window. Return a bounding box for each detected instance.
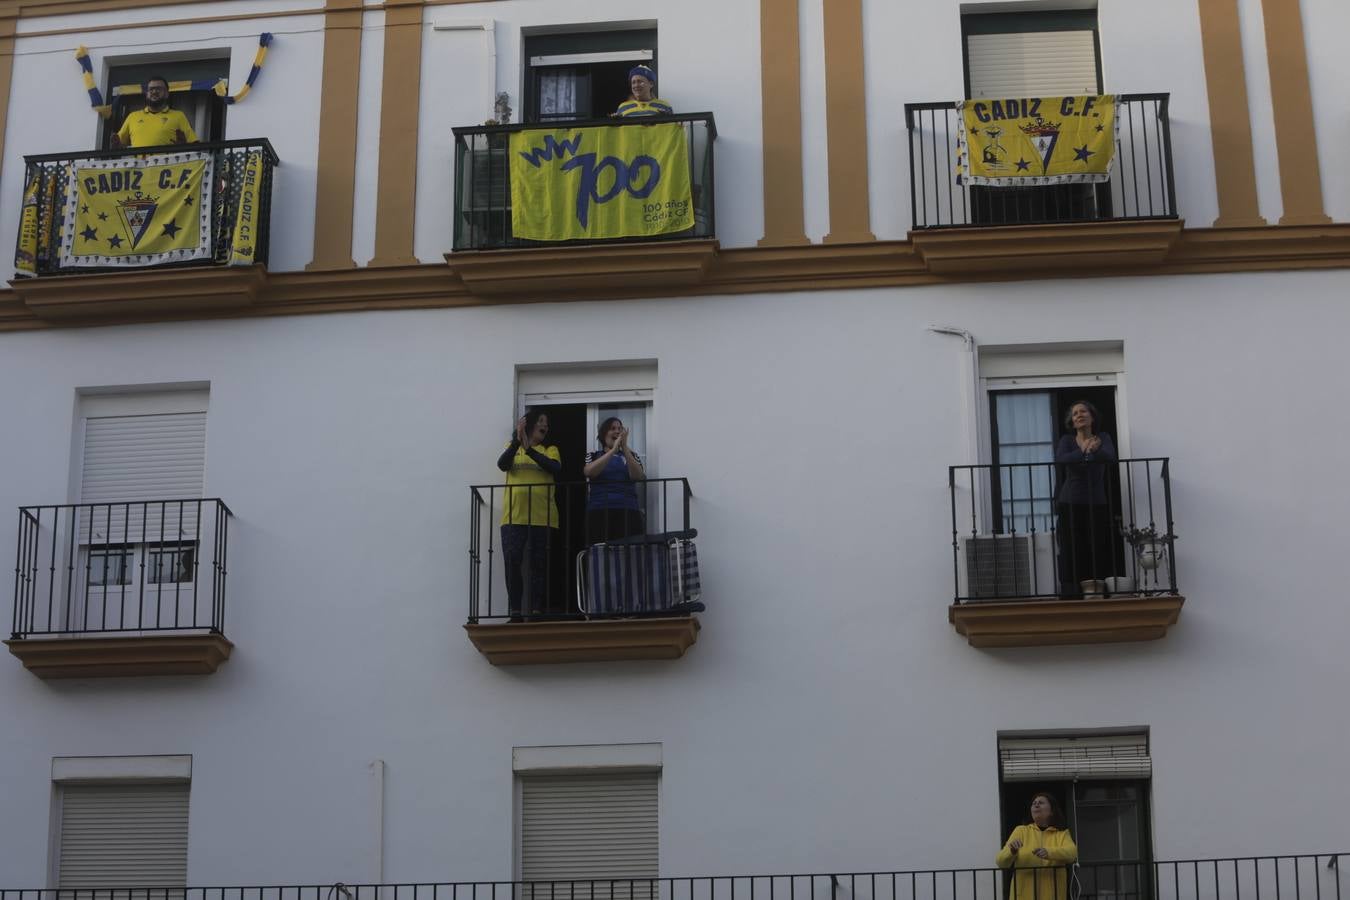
[966,30,1100,98]
[999,733,1151,782]
[520,772,658,888]
[57,782,190,888]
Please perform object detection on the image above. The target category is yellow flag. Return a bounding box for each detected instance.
[14,171,41,277]
[60,152,214,268]
[509,122,694,241]
[228,150,265,266]
[959,95,1116,185]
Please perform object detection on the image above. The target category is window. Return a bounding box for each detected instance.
[52,756,192,888]
[100,56,230,149]
[514,744,660,894]
[523,26,657,122]
[998,731,1152,900]
[961,10,1108,224]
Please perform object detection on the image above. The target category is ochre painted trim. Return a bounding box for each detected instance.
[758,0,808,247]
[370,0,424,266]
[911,220,1183,275]
[1259,0,1331,226]
[6,633,234,677]
[464,617,701,665]
[306,0,363,271]
[948,595,1185,648]
[821,0,874,244]
[18,6,324,38]
[10,265,265,319]
[0,10,17,188]
[1195,0,1266,227]
[6,224,1350,331]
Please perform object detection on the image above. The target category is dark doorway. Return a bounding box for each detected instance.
[536,403,587,616]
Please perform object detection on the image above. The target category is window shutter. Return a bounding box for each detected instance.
[521,772,658,888]
[57,782,190,888]
[966,31,1100,98]
[79,412,206,542]
[999,734,1151,781]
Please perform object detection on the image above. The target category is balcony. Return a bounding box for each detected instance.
[947,458,1184,648]
[465,478,701,665]
[6,499,234,678]
[8,139,277,318]
[4,856,1342,900]
[904,94,1181,274]
[448,115,718,299]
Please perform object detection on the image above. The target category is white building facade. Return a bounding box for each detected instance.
[0,0,1347,894]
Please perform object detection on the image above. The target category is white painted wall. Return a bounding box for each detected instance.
[0,270,1348,885]
[1301,0,1350,223]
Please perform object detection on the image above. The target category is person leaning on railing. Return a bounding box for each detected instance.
[997,792,1078,900]
[614,65,673,117]
[1054,400,1118,598]
[496,409,561,618]
[109,75,199,148]
[582,416,646,544]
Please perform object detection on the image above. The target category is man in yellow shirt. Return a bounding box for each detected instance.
[111,76,199,148]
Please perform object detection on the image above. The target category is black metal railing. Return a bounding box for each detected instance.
[15,138,278,275]
[905,94,1176,229]
[11,499,232,639]
[451,114,717,250]
[468,477,694,622]
[1,856,1342,900]
[949,458,1176,603]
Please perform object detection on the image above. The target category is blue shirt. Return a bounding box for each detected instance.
[586,450,642,510]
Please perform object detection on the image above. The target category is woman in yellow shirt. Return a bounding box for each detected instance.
[996,792,1078,900]
[496,409,561,618]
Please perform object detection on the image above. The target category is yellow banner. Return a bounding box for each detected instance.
[14,171,41,277]
[959,95,1116,185]
[228,150,264,266]
[509,122,693,241]
[59,151,214,268]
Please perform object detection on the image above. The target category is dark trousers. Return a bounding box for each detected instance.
[585,508,646,544]
[501,525,553,616]
[1057,502,1114,596]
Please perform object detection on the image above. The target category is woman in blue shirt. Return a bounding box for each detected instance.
[583,416,646,543]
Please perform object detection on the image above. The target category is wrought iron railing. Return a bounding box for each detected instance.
[451,114,717,251]
[14,138,278,275]
[1,855,1342,900]
[468,477,694,622]
[10,499,232,639]
[949,458,1177,603]
[905,94,1176,229]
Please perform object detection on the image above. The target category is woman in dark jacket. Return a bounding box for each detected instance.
[1055,400,1117,597]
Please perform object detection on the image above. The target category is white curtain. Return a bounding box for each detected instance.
[538,69,580,119]
[994,392,1055,532]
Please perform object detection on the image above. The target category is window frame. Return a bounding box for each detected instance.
[100,55,231,149]
[522,26,658,123]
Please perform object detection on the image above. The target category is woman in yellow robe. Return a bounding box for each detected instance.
[996,792,1078,900]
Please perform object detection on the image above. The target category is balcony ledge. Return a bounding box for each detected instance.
[948,594,1184,648]
[910,219,1183,276]
[464,616,700,665]
[5,633,234,678]
[10,264,267,320]
[446,239,718,300]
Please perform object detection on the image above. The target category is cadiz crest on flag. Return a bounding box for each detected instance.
[509,123,693,241]
[59,151,214,268]
[958,95,1117,186]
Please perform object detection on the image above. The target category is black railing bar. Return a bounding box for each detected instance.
[1158,95,1178,215]
[950,457,1172,471]
[20,623,222,636]
[454,111,718,139]
[18,497,233,513]
[24,138,279,165]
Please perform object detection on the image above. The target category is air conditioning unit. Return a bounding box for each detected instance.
[958,532,1057,600]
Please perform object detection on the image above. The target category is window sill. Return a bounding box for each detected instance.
[910,219,1183,275]
[445,239,718,299]
[464,616,701,665]
[5,633,234,678]
[10,264,267,320]
[948,594,1184,648]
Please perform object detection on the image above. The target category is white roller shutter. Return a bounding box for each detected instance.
[57,782,190,888]
[521,772,658,888]
[967,31,1100,98]
[1000,734,1151,782]
[79,411,206,542]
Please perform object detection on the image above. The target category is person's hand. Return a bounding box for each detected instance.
[1009,839,1023,853]
[110,134,123,149]
[1085,436,1101,453]
[1033,848,1049,860]
[515,417,527,445]
[173,129,186,144]
[618,427,629,450]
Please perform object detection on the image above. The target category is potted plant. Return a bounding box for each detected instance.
[1121,523,1176,586]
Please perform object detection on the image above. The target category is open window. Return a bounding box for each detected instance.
[100,56,230,149]
[523,26,657,122]
[999,731,1153,900]
[961,9,1108,224]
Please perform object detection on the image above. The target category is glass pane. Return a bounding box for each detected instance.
[148,544,195,584]
[88,548,132,586]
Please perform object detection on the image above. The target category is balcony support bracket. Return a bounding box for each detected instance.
[948,594,1184,648]
[5,633,234,678]
[446,240,718,300]
[10,265,267,320]
[911,220,1184,276]
[464,616,700,665]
